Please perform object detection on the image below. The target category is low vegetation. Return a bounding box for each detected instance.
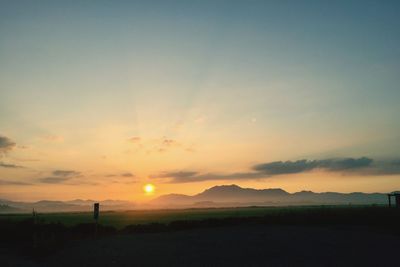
[1,206,399,259]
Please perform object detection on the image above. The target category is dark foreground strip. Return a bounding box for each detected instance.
[1,206,400,259]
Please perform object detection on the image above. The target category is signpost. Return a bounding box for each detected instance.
[94,203,99,220]
[94,203,99,237]
[387,193,400,208]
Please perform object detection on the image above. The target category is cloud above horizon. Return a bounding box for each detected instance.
[39,176,71,184]
[0,162,24,169]
[41,135,64,142]
[39,169,82,184]
[127,136,194,154]
[252,157,373,175]
[151,170,265,183]
[0,136,16,156]
[0,179,32,186]
[152,157,400,183]
[52,170,80,177]
[104,172,137,184]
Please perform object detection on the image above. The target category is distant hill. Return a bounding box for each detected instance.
[65,199,132,206]
[0,198,135,213]
[0,185,393,213]
[196,185,289,202]
[0,204,22,213]
[150,184,390,208]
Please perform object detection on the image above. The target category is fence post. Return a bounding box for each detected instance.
[94,203,99,237]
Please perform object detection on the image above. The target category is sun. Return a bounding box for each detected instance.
[143,183,155,194]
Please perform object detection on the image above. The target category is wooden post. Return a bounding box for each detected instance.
[32,208,37,248]
[388,194,392,208]
[396,195,400,208]
[94,203,99,237]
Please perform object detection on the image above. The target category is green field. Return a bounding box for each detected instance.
[0,207,277,229]
[0,205,382,229]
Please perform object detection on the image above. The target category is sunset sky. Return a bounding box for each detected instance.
[1,0,400,202]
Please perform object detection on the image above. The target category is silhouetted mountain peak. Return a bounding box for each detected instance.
[200,184,242,193]
[294,190,315,196]
[260,188,289,195]
[194,185,289,202]
[198,184,288,196]
[150,184,391,208]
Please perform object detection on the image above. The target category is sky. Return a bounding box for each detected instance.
[1,0,400,202]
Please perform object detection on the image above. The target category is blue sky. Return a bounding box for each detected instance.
[1,1,400,200]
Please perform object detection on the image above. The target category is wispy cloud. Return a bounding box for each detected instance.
[52,170,80,177]
[153,171,198,179]
[41,135,64,142]
[105,172,134,178]
[39,176,71,184]
[111,179,137,185]
[127,136,141,143]
[252,157,373,175]
[105,172,137,184]
[0,162,24,169]
[39,169,82,184]
[0,135,16,156]
[127,136,194,154]
[152,157,400,183]
[121,172,134,177]
[0,179,32,186]
[151,171,263,183]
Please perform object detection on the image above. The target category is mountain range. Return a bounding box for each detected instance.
[0,184,393,213]
[150,184,392,208]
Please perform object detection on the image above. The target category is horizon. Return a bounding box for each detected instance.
[1,1,400,202]
[2,183,398,203]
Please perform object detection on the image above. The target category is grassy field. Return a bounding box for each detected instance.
[1,204,399,264]
[0,206,282,229]
[0,205,386,229]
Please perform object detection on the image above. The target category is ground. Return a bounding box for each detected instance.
[4,224,398,267]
